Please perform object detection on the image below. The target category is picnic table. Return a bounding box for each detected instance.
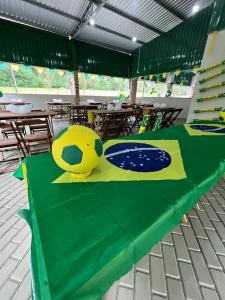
[14,123,225,300]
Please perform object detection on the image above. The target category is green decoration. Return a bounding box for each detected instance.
[118,92,125,101]
[0,91,3,97]
[194,107,222,113]
[199,81,225,92]
[67,71,73,77]
[197,92,225,102]
[200,59,225,74]
[199,69,225,84]
[152,116,162,131]
[48,68,56,74]
[0,62,7,70]
[24,65,32,72]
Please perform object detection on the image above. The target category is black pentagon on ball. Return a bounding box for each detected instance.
[62,145,83,165]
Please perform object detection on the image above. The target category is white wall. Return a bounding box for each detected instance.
[1,93,191,119]
[187,30,225,122]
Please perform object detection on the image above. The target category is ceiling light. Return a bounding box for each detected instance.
[132,37,137,43]
[90,19,95,26]
[192,4,200,13]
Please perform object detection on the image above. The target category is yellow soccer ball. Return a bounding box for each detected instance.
[52,125,103,177]
[220,111,225,122]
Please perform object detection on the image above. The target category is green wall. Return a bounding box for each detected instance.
[0,18,130,77]
[209,0,225,32]
[76,41,130,77]
[130,5,213,77]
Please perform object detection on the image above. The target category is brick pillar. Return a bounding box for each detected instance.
[74,71,80,105]
[130,78,137,105]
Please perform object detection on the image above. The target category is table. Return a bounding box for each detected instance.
[14,124,225,299]
[46,102,71,119]
[0,110,56,133]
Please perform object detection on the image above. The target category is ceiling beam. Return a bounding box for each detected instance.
[91,0,163,35]
[93,24,145,45]
[73,0,108,38]
[70,2,93,37]
[21,0,80,22]
[153,0,186,21]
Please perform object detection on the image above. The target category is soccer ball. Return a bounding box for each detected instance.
[220,111,225,122]
[52,125,103,177]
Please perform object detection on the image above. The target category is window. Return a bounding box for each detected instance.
[0,61,130,97]
[171,84,193,98]
[78,74,130,97]
[137,79,193,98]
[137,80,167,97]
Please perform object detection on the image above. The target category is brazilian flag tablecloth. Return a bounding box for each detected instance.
[14,124,225,300]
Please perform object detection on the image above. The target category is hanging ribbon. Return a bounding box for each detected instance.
[175,69,181,76]
[192,66,200,74]
[162,72,167,79]
[0,62,7,70]
[208,31,218,56]
[58,69,65,76]
[11,63,19,72]
[24,65,32,72]
[36,67,44,74]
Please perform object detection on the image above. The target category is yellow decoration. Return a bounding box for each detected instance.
[78,72,82,78]
[220,111,225,122]
[162,72,167,79]
[52,125,103,177]
[11,64,19,72]
[53,139,186,184]
[193,66,201,74]
[36,67,44,74]
[208,31,218,56]
[91,74,97,80]
[115,77,120,82]
[58,69,65,76]
[104,76,109,81]
[175,69,181,76]
[149,75,153,80]
[87,111,93,123]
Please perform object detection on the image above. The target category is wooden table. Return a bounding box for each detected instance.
[0,110,56,133]
[91,109,129,115]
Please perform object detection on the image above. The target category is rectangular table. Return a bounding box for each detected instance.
[0,110,56,134]
[15,124,225,300]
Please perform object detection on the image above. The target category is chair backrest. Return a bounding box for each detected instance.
[11,118,52,154]
[101,112,130,140]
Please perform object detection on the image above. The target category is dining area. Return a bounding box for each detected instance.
[0,100,183,173]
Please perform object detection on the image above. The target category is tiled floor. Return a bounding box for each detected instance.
[1,175,225,299]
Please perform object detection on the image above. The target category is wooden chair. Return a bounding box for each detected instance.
[11,118,53,156]
[69,107,88,125]
[28,110,48,134]
[98,112,130,140]
[0,137,24,164]
[1,124,26,138]
[128,107,143,135]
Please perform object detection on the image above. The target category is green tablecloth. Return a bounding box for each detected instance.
[15,125,225,300]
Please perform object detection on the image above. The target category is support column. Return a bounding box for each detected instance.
[130,78,137,105]
[74,71,80,105]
